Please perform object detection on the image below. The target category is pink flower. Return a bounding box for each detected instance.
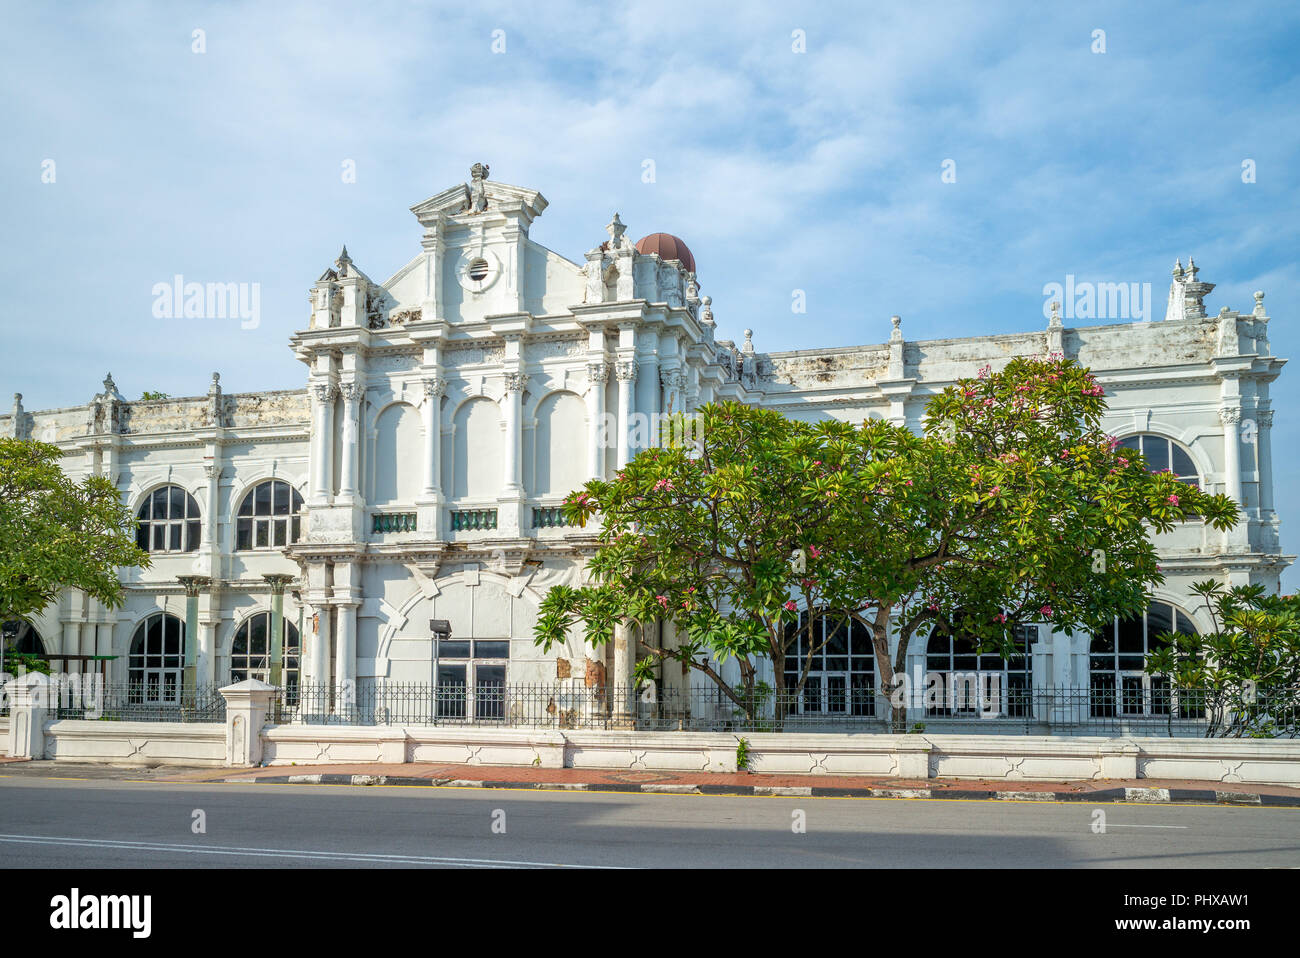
[994,613,1007,624]
[784,601,797,612]
[656,595,668,609]
[1167,494,1180,505]
[808,545,822,559]
[990,486,1001,495]
[905,479,913,486]
[653,478,675,491]
[1039,605,1053,616]
[812,460,822,466]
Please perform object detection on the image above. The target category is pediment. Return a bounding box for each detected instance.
[410,179,548,227]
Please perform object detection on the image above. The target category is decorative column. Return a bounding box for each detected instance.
[264,574,294,689]
[612,622,635,727]
[177,576,210,699]
[587,362,609,479]
[334,603,358,703]
[421,377,446,497]
[1220,406,1242,504]
[616,361,636,468]
[1256,410,1275,515]
[502,373,527,492]
[337,382,362,501]
[201,462,221,549]
[310,382,336,504]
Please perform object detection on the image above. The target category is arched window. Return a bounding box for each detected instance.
[136,485,202,553]
[235,480,303,550]
[1089,600,1198,717]
[925,626,1034,717]
[129,612,185,705]
[230,612,301,693]
[781,611,876,717]
[1118,434,1200,487]
[1,620,46,656]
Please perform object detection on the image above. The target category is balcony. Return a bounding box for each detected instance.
[450,508,498,532]
[371,512,417,534]
[532,506,583,529]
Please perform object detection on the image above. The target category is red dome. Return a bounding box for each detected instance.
[635,233,696,272]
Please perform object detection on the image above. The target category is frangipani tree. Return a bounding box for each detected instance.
[811,356,1237,728]
[533,403,873,721]
[535,357,1238,731]
[1146,580,1300,738]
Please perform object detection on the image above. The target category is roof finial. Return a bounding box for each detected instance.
[605,212,627,248]
[742,328,754,354]
[1049,301,1062,327]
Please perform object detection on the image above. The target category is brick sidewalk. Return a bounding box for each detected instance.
[152,762,1300,805]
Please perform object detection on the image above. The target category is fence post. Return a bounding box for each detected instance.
[5,672,52,760]
[220,678,277,767]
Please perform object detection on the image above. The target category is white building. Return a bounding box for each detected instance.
[2,165,1290,725]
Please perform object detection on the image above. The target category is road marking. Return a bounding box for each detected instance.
[0,834,622,869]
[1104,824,1190,829]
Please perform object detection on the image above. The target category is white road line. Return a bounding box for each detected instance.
[1105,824,1190,829]
[0,834,622,869]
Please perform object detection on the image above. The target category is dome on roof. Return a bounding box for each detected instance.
[634,233,696,273]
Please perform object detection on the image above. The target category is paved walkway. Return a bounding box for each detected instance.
[144,762,1300,804]
[4,758,1298,804]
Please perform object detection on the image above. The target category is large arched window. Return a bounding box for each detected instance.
[925,626,1034,717]
[129,612,185,705]
[782,612,876,717]
[1,620,46,656]
[1089,600,1198,717]
[1118,434,1200,487]
[230,612,301,693]
[136,485,202,553]
[235,480,303,550]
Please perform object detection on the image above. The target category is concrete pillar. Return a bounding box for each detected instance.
[177,576,210,699]
[587,362,609,479]
[612,622,636,726]
[334,602,357,701]
[503,373,525,492]
[616,361,636,468]
[1257,410,1274,514]
[264,574,294,689]
[310,382,335,505]
[421,377,445,496]
[337,382,361,500]
[1221,407,1242,504]
[5,672,52,759]
[219,678,276,767]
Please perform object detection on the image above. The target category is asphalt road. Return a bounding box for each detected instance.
[0,775,1297,868]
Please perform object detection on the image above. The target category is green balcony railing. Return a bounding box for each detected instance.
[532,507,582,529]
[450,509,498,532]
[372,512,417,533]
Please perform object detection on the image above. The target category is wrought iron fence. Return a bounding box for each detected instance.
[9,675,1292,737]
[46,683,228,723]
[268,682,1299,737]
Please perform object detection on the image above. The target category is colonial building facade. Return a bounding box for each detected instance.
[2,166,1290,723]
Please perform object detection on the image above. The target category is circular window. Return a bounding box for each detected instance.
[468,258,490,282]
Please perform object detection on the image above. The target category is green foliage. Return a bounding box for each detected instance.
[139,391,170,401]
[534,358,1240,730]
[0,438,150,623]
[1146,580,1300,738]
[735,736,751,771]
[1,651,51,675]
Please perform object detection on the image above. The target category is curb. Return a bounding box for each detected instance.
[216,773,1300,806]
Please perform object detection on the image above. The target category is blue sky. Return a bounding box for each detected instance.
[2,1,1298,581]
